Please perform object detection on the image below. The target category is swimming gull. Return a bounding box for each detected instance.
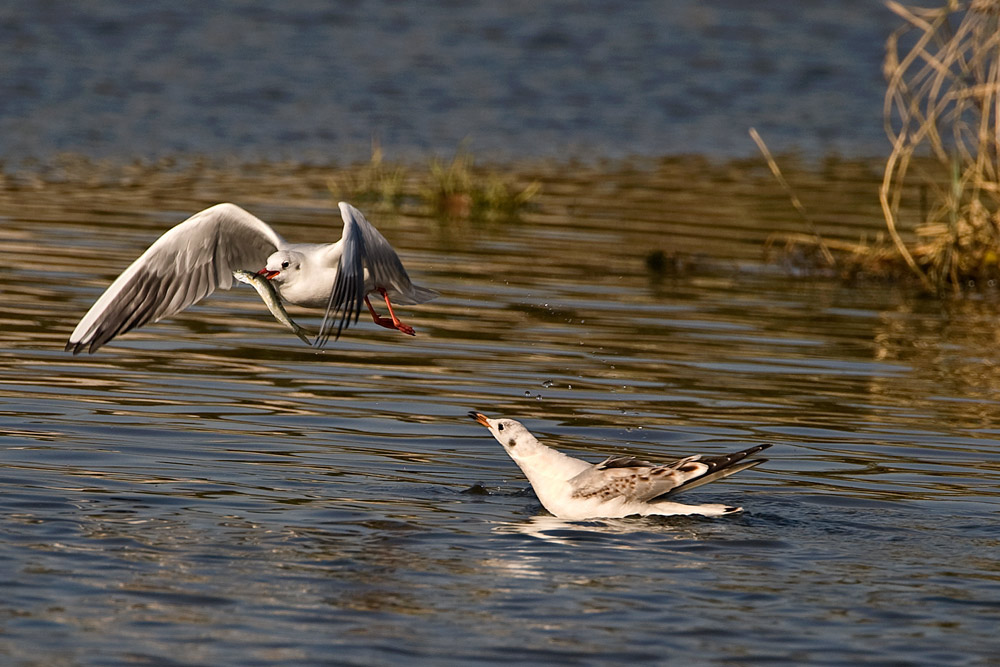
[469,411,770,520]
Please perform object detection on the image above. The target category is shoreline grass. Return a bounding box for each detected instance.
[880,0,1000,292]
[325,140,540,221]
[754,1,1000,293]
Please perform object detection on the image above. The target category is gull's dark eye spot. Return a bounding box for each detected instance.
[281,261,290,269]
[497,424,504,431]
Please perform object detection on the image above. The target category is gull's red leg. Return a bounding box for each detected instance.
[379,288,415,336]
[364,291,416,336]
[364,296,398,330]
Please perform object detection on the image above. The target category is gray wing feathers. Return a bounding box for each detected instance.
[595,455,656,469]
[66,203,284,354]
[315,201,437,346]
[569,463,685,504]
[339,202,438,305]
[316,206,366,347]
[571,444,771,503]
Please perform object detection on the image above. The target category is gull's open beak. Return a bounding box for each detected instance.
[468,411,490,428]
[257,269,280,280]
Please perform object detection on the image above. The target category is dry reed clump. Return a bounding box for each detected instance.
[881,0,1000,293]
[760,1,1000,289]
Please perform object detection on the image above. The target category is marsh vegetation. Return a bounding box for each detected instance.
[766,1,1000,292]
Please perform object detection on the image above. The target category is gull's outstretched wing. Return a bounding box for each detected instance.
[315,202,366,347]
[316,201,438,346]
[66,203,285,354]
[341,201,437,305]
[569,444,771,503]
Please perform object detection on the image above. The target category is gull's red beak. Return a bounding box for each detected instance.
[257,269,280,280]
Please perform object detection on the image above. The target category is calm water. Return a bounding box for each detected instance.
[1,0,894,164]
[2,162,999,665]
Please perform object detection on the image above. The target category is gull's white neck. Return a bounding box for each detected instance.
[510,442,592,513]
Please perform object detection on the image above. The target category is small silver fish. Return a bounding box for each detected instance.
[233,270,312,346]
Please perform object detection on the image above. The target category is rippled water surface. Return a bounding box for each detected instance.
[2,161,999,665]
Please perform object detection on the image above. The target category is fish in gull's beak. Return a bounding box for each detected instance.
[257,268,281,280]
[468,411,491,428]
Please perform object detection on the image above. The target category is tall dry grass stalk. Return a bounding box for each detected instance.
[749,127,835,267]
[883,0,1000,293]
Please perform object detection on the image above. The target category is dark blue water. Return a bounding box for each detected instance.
[1,0,893,164]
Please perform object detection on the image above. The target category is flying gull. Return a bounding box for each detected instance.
[66,202,437,353]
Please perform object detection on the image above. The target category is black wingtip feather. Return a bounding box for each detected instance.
[73,270,170,355]
[315,223,367,348]
[698,444,772,473]
[658,444,773,499]
[315,268,363,349]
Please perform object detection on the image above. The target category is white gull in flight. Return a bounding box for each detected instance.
[66,202,437,354]
[469,411,770,520]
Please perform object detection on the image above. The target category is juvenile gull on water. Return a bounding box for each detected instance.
[469,411,770,520]
[65,201,437,353]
